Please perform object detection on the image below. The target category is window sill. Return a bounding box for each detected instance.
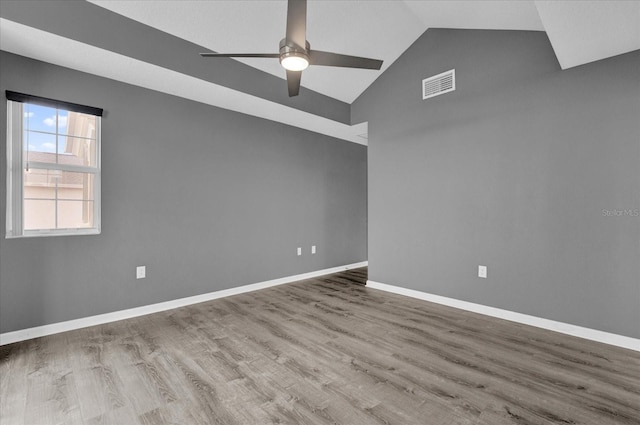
[6,228,101,238]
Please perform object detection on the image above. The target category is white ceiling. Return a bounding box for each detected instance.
[1,1,638,144]
[535,1,640,69]
[88,0,639,103]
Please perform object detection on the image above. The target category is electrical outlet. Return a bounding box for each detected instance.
[297,247,302,256]
[478,265,487,279]
[136,266,146,279]
[311,245,316,254]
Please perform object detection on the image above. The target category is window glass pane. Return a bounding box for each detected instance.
[22,170,95,230]
[62,136,97,167]
[23,199,55,230]
[57,200,94,228]
[23,168,60,189]
[62,111,97,139]
[23,114,97,167]
[57,171,94,200]
[24,131,57,163]
[23,104,58,135]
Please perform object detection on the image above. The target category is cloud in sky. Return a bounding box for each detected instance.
[24,112,34,118]
[43,115,67,128]
[40,142,56,152]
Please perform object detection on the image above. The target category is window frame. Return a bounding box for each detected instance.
[6,95,102,238]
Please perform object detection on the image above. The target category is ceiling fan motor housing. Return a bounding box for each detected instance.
[279,38,310,68]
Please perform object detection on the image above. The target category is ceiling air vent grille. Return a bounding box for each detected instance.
[422,69,455,100]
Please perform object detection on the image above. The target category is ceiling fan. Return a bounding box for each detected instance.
[200,0,383,97]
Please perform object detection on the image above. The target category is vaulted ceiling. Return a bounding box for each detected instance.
[1,1,638,143]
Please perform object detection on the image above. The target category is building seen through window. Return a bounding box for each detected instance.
[6,94,102,238]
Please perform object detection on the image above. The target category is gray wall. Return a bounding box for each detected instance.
[0,51,367,334]
[352,29,640,339]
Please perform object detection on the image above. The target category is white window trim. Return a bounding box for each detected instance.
[6,99,102,238]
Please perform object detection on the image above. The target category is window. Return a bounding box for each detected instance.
[6,91,102,237]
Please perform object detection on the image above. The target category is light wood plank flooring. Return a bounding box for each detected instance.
[1,267,639,424]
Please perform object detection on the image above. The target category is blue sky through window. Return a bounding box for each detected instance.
[23,104,69,154]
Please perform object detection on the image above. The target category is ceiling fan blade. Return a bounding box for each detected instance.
[286,0,307,49]
[286,70,302,97]
[309,50,383,70]
[200,53,280,58]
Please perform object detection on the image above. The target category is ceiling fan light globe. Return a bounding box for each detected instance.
[281,55,309,71]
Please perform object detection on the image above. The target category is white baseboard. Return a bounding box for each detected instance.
[366,280,640,352]
[0,261,368,346]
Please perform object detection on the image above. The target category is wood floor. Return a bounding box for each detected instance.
[1,268,639,425]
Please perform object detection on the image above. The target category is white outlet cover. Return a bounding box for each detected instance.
[136,266,146,279]
[297,247,302,256]
[478,265,487,279]
[311,245,316,254]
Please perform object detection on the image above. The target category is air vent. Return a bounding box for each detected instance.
[422,69,455,100]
